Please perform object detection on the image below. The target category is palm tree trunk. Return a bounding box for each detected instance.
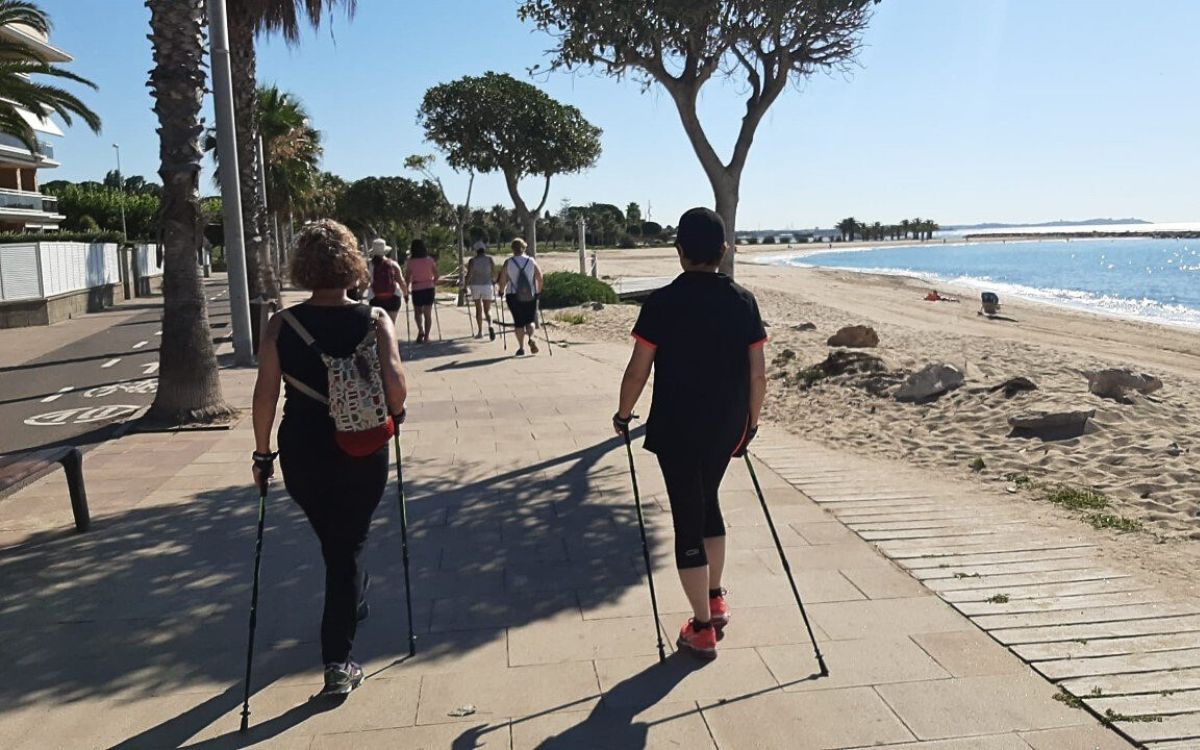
[145,0,232,424]
[227,5,278,300]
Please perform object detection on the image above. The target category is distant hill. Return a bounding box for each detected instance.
[942,218,1150,231]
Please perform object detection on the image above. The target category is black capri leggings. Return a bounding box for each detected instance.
[279,417,388,665]
[656,452,731,569]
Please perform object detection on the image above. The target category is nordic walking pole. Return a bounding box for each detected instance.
[239,475,269,732]
[537,301,553,357]
[404,298,412,344]
[393,430,417,656]
[433,295,443,341]
[622,426,667,662]
[498,288,508,351]
[743,452,828,676]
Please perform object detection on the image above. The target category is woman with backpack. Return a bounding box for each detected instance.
[404,239,438,343]
[251,219,408,698]
[496,238,543,356]
[367,239,408,324]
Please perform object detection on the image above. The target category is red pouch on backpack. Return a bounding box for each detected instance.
[334,416,395,457]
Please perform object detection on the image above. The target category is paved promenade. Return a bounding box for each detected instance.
[0,297,1138,748]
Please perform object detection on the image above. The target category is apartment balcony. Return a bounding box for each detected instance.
[0,132,56,164]
[0,188,64,226]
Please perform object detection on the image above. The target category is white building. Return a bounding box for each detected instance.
[0,22,70,232]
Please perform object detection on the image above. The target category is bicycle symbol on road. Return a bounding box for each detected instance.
[83,379,158,398]
[24,405,143,427]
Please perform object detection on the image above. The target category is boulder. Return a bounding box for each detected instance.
[816,350,887,376]
[1008,410,1094,439]
[895,363,964,403]
[1086,369,1162,401]
[827,325,879,348]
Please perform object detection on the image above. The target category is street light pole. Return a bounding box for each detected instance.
[112,144,127,242]
[206,0,254,366]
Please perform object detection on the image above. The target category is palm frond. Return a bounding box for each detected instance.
[251,0,357,45]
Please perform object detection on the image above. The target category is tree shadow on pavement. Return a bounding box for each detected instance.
[0,430,650,749]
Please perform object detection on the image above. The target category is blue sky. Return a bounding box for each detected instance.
[40,0,1200,228]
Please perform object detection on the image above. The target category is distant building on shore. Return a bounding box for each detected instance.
[0,22,69,232]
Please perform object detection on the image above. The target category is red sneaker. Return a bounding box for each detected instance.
[677,619,718,660]
[710,588,730,631]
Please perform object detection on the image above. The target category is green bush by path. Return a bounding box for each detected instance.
[0,230,125,244]
[540,271,617,309]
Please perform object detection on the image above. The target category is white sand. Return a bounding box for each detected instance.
[539,247,1200,560]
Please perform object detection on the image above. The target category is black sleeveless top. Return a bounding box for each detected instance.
[277,302,375,425]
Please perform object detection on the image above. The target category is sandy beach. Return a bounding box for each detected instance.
[537,245,1200,581]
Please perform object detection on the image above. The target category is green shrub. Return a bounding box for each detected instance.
[618,234,637,249]
[540,271,618,309]
[0,230,125,244]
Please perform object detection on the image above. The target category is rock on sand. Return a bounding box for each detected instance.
[895,363,964,403]
[827,325,879,348]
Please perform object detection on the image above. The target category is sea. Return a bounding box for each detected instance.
[755,229,1200,330]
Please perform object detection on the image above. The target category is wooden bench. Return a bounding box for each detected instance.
[0,447,91,532]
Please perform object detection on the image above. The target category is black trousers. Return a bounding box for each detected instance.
[656,452,731,569]
[279,418,388,664]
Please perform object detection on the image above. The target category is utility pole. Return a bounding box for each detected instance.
[206,0,254,366]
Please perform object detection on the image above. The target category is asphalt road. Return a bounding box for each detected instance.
[0,279,233,455]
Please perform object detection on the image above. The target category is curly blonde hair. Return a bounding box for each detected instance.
[290,219,368,290]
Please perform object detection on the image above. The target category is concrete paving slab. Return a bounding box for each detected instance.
[810,597,975,641]
[308,722,510,749]
[759,636,951,689]
[876,673,1090,740]
[1107,712,1200,745]
[594,648,778,707]
[701,687,916,749]
[1019,725,1136,749]
[508,700,715,750]
[415,661,600,725]
[911,630,1030,677]
[507,612,662,666]
[838,564,930,600]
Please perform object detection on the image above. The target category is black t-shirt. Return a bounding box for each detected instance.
[631,271,767,458]
[277,302,375,428]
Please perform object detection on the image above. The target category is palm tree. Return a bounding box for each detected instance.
[836,217,858,242]
[145,0,232,424]
[227,0,357,301]
[257,85,320,221]
[0,1,101,154]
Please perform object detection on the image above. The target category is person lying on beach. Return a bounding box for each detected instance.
[925,290,959,303]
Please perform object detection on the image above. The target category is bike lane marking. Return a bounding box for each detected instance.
[40,387,74,403]
[132,341,149,349]
[101,358,121,369]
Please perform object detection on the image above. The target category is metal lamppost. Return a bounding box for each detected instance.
[206,0,254,366]
[112,144,127,242]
